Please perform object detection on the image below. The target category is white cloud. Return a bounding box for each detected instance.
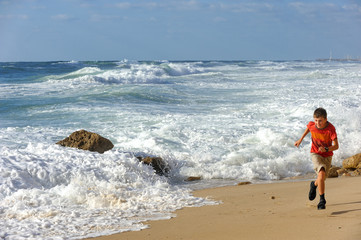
[0,14,28,20]
[288,1,361,23]
[115,2,131,9]
[213,16,226,23]
[171,0,201,11]
[90,14,126,22]
[110,1,276,13]
[112,1,203,11]
[149,16,157,22]
[342,4,361,15]
[289,2,343,15]
[207,2,275,14]
[0,0,11,5]
[228,3,274,13]
[51,14,75,21]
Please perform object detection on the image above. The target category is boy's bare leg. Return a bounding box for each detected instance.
[314,168,326,195]
[314,168,326,209]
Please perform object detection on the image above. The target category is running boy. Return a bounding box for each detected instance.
[294,108,339,210]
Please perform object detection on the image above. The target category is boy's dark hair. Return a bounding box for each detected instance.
[314,108,327,118]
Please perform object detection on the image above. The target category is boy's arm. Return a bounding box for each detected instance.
[319,138,339,152]
[332,138,339,151]
[294,128,310,148]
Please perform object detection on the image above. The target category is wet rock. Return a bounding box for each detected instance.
[328,166,341,178]
[237,181,251,186]
[56,130,114,154]
[337,168,349,176]
[186,176,201,181]
[352,168,361,176]
[342,153,361,170]
[136,156,169,176]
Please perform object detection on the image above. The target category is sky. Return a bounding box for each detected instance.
[0,0,361,61]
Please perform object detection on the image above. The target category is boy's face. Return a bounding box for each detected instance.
[314,116,328,129]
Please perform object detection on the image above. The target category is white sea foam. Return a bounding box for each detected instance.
[0,127,214,239]
[45,62,207,86]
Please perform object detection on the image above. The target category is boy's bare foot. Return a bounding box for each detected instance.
[309,181,317,201]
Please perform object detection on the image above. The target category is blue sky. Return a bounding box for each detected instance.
[0,0,360,61]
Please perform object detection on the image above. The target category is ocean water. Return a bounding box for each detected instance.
[1,60,361,239]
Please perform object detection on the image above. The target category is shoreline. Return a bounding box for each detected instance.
[85,176,361,240]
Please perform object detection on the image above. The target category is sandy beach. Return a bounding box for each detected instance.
[85,176,361,240]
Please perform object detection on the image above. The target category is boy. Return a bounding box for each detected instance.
[294,108,339,210]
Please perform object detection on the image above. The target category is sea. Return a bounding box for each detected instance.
[1,60,361,239]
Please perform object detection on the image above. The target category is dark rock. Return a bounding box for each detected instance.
[237,181,251,185]
[56,130,114,154]
[137,156,169,176]
[186,176,201,181]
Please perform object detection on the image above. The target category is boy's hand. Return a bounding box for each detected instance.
[295,128,309,148]
[294,139,302,148]
[319,146,327,152]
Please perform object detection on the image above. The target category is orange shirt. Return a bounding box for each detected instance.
[307,121,337,157]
